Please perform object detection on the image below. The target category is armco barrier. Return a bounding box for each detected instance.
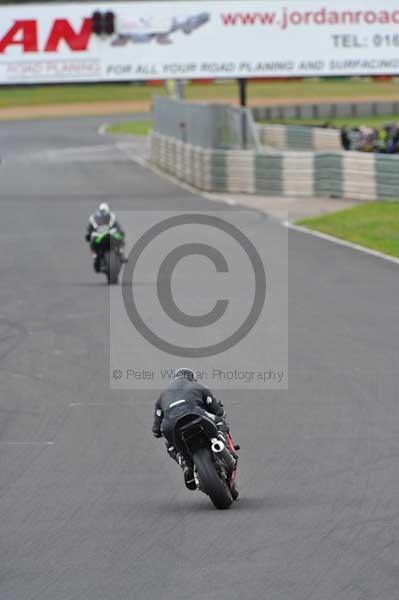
[257,124,342,152]
[252,100,399,123]
[150,132,399,201]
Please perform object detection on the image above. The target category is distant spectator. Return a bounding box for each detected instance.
[341,126,351,150]
[340,122,399,153]
[377,127,388,153]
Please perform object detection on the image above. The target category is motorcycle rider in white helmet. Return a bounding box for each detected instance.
[85,203,127,272]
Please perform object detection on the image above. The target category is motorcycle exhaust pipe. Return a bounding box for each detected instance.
[211,438,236,471]
[211,438,225,453]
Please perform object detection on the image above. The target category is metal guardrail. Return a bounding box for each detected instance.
[152,96,261,151]
[252,101,399,122]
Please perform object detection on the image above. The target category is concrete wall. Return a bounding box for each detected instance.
[150,131,399,201]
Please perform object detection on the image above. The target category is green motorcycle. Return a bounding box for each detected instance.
[91,225,125,285]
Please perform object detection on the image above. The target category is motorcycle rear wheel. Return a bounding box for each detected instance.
[193,447,233,510]
[105,250,121,285]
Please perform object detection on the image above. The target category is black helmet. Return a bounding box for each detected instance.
[173,368,197,382]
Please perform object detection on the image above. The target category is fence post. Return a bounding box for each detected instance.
[238,78,248,149]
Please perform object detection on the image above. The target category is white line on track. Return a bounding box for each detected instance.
[69,401,149,407]
[69,402,110,407]
[0,441,54,446]
[284,221,399,266]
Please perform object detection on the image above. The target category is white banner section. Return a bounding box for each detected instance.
[2,0,399,83]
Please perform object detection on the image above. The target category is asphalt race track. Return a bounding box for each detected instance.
[1,116,399,600]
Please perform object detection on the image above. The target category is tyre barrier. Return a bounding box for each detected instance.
[256,124,342,152]
[150,131,399,201]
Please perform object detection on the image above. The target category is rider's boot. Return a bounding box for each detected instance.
[178,454,196,491]
[167,445,196,491]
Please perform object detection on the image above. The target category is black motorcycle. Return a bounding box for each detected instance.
[91,226,124,285]
[172,413,239,509]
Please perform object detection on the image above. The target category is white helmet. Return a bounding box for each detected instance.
[98,202,110,214]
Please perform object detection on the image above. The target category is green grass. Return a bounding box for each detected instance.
[265,114,399,128]
[106,120,152,136]
[186,79,399,102]
[1,78,399,109]
[0,83,157,108]
[296,202,399,258]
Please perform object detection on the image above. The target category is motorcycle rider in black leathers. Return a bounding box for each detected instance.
[85,203,126,272]
[152,368,235,490]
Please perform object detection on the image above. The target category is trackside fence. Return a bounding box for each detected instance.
[252,100,399,122]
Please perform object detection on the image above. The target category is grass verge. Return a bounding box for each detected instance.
[106,120,152,136]
[1,78,399,109]
[296,202,399,258]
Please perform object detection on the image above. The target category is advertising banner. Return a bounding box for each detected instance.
[1,0,399,84]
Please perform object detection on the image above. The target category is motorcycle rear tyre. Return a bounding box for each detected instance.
[193,447,233,510]
[105,250,120,285]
